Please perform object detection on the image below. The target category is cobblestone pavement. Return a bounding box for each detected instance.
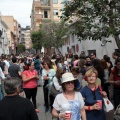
[36,87,114,120]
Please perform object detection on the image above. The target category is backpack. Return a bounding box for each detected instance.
[114,104,120,120]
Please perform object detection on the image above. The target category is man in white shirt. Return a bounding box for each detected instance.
[2,56,10,75]
[0,67,6,100]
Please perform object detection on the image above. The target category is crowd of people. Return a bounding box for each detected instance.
[0,51,120,120]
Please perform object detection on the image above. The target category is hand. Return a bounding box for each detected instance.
[100,91,107,98]
[59,113,71,120]
[92,103,101,110]
[44,76,47,80]
[32,75,37,79]
[114,81,120,85]
[44,76,49,80]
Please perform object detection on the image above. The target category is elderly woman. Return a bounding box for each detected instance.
[81,68,107,120]
[52,72,86,120]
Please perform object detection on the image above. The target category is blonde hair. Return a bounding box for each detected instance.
[85,68,98,78]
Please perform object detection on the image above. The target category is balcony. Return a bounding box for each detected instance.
[35,13,42,20]
[41,3,51,9]
[34,1,41,8]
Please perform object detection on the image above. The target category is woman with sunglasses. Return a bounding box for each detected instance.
[41,59,55,112]
[81,68,107,120]
[52,72,86,120]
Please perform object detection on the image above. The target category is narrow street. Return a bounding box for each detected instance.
[36,87,114,120]
[36,86,53,120]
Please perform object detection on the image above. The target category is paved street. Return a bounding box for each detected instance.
[36,86,53,120]
[36,87,114,120]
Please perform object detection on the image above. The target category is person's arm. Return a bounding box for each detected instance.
[80,107,86,120]
[84,103,101,111]
[35,71,39,80]
[108,73,115,84]
[52,108,67,119]
[22,72,36,82]
[53,77,62,91]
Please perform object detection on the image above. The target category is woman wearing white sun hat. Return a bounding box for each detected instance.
[52,72,86,120]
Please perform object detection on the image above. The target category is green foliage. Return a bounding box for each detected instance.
[40,21,69,48]
[31,31,43,50]
[61,0,120,49]
[17,44,25,53]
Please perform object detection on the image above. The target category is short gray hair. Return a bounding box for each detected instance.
[4,77,21,94]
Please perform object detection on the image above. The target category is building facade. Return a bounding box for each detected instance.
[21,26,32,51]
[0,14,10,55]
[59,34,118,63]
[2,16,20,54]
[31,0,62,31]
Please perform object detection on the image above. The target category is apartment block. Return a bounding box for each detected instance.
[2,16,20,54]
[21,26,32,50]
[0,14,10,55]
[31,0,62,31]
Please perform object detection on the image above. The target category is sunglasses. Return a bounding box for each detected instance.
[65,81,74,85]
[92,91,96,100]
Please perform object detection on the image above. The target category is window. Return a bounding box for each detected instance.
[53,9,58,15]
[71,34,74,43]
[88,50,96,56]
[44,11,48,18]
[67,47,69,53]
[53,0,58,4]
[72,46,75,54]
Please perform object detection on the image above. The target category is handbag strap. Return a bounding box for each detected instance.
[98,85,103,93]
[99,86,110,104]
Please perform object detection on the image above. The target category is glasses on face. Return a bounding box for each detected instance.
[65,81,74,85]
[88,76,96,79]
[92,91,96,100]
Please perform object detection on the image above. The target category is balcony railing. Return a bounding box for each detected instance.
[34,1,41,8]
[35,13,42,20]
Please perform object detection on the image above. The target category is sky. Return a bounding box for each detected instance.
[0,0,33,27]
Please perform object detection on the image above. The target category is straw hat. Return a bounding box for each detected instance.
[61,72,76,83]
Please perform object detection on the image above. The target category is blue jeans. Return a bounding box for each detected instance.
[113,88,120,109]
[0,84,3,100]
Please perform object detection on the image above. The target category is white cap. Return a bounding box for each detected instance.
[61,72,76,83]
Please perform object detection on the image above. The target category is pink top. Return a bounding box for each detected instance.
[22,70,38,88]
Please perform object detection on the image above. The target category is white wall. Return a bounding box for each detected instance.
[60,34,118,64]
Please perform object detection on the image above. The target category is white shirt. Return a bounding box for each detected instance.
[53,76,62,91]
[3,60,10,74]
[0,67,6,84]
[53,92,84,120]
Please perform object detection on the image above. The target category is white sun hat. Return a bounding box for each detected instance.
[61,72,76,83]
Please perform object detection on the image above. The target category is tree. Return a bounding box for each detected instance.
[61,0,120,49]
[40,21,69,49]
[17,44,25,53]
[31,31,43,51]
